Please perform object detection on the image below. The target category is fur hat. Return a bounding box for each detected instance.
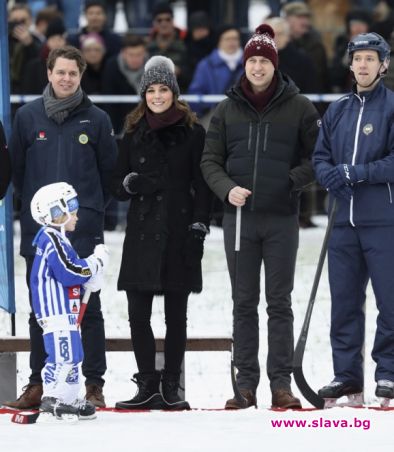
[139,55,180,97]
[243,24,278,68]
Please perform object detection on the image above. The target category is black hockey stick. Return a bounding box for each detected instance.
[230,206,249,407]
[293,199,337,409]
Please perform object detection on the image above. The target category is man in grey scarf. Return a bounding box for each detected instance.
[102,34,147,136]
[7,45,117,411]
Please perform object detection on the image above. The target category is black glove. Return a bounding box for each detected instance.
[123,171,162,195]
[184,228,206,267]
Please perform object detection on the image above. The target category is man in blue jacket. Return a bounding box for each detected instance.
[313,32,394,405]
[5,45,117,410]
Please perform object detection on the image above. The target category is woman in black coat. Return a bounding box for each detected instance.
[111,56,212,411]
[0,121,11,200]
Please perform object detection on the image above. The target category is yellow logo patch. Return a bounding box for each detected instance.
[78,133,89,144]
[363,124,373,135]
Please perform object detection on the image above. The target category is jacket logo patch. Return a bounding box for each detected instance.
[36,131,47,141]
[363,124,373,135]
[78,133,89,144]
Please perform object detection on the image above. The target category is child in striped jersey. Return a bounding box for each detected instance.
[30,182,109,421]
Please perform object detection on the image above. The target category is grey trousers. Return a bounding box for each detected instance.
[223,210,299,392]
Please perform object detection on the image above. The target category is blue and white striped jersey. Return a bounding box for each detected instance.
[30,227,94,332]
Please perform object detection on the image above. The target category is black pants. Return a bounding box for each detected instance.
[223,211,299,392]
[26,256,107,387]
[126,290,189,375]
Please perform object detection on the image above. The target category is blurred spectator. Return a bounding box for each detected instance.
[8,3,41,94]
[184,11,216,76]
[21,17,67,94]
[147,2,190,91]
[31,6,62,43]
[330,8,372,93]
[266,17,318,93]
[102,34,147,135]
[80,33,107,94]
[383,29,394,90]
[188,25,243,120]
[100,0,157,30]
[54,1,82,31]
[67,0,121,59]
[370,0,394,40]
[282,1,330,93]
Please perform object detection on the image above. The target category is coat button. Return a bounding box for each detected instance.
[140,234,145,240]
[156,195,163,201]
[155,234,160,240]
[139,157,146,164]
[139,195,144,201]
[139,214,144,221]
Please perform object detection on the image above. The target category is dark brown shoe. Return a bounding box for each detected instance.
[272,389,302,409]
[225,389,257,409]
[3,383,43,409]
[85,384,106,408]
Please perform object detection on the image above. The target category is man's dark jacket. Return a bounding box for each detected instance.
[201,72,320,215]
[11,94,117,257]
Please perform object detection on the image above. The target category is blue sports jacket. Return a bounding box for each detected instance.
[313,80,394,226]
[11,94,117,257]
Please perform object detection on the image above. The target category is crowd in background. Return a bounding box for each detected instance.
[6,0,394,228]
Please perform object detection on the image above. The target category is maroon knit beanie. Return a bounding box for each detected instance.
[243,24,278,68]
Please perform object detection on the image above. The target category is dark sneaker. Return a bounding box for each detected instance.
[225,389,257,409]
[3,384,43,410]
[272,389,302,409]
[318,381,363,399]
[115,372,166,410]
[85,384,106,408]
[72,399,96,420]
[40,396,79,420]
[376,380,394,399]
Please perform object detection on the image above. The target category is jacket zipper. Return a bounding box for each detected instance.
[349,96,365,227]
[247,123,252,151]
[262,123,269,152]
[251,122,261,211]
[387,183,393,203]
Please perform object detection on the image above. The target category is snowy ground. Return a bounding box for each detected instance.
[1,216,392,451]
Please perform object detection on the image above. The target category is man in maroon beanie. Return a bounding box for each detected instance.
[201,24,320,409]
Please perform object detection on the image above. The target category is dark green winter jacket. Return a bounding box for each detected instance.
[201,72,320,215]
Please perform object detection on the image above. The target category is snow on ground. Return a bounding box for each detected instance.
[0,217,391,451]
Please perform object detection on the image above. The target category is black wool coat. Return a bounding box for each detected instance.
[112,117,212,294]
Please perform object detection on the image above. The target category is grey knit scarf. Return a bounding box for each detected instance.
[117,54,145,93]
[42,83,84,124]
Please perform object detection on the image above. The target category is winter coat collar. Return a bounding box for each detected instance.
[227,70,299,115]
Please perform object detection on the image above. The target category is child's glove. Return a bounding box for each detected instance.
[83,273,104,293]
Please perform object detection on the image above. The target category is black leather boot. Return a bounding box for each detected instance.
[161,371,190,410]
[115,371,165,410]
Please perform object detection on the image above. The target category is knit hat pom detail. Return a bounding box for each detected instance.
[144,55,175,73]
[255,24,275,38]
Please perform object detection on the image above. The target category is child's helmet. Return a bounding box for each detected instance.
[30,182,78,226]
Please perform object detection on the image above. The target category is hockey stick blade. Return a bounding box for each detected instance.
[11,411,40,424]
[293,200,337,409]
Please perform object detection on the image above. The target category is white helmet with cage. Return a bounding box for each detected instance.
[30,182,79,227]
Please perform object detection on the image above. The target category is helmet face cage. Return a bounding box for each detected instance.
[348,32,391,64]
[31,182,78,227]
